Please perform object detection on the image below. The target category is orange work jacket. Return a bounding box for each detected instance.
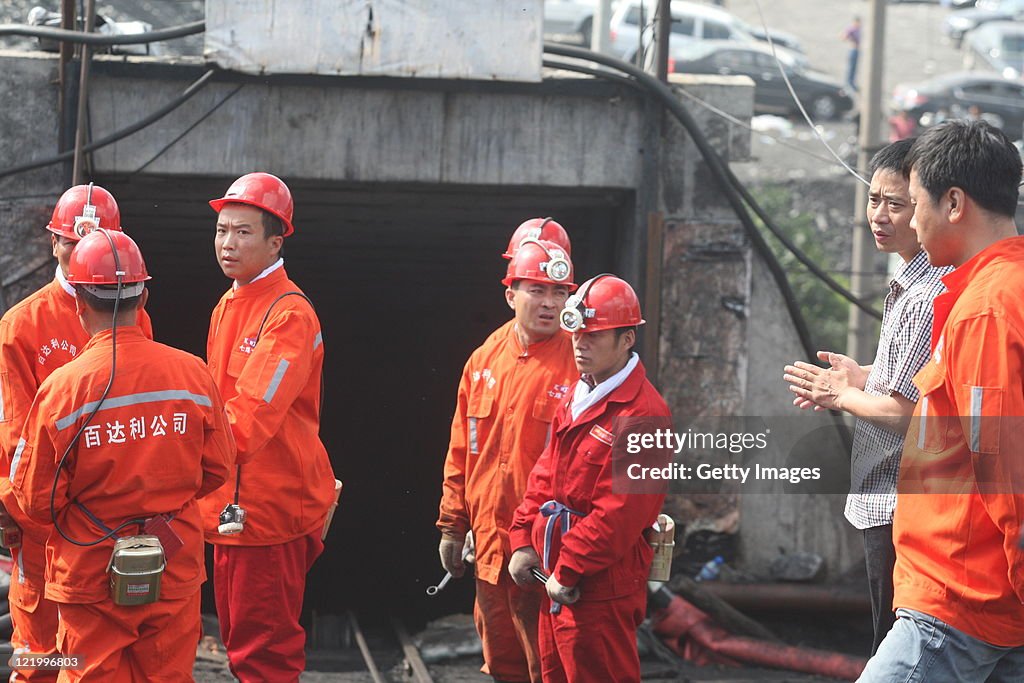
[437,321,577,584]
[0,273,153,590]
[895,237,1024,646]
[199,266,336,546]
[10,326,234,603]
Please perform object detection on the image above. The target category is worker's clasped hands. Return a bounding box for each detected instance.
[783,350,867,412]
[508,547,580,605]
[544,574,580,606]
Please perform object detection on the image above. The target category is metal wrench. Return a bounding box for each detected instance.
[426,531,474,596]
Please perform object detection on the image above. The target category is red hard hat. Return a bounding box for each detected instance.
[560,274,644,333]
[502,239,577,290]
[209,172,295,237]
[46,184,122,241]
[67,230,151,290]
[502,218,571,259]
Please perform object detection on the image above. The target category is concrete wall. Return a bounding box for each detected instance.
[0,51,66,309]
[655,74,861,579]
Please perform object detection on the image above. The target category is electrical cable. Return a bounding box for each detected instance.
[545,43,873,356]
[226,290,323,514]
[669,85,865,171]
[50,227,145,547]
[543,41,858,452]
[0,69,216,181]
[543,48,881,321]
[134,83,245,173]
[0,19,204,45]
[748,0,869,187]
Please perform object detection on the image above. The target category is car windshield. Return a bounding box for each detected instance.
[1002,35,1024,53]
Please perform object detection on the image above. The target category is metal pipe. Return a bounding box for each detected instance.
[0,20,205,45]
[58,0,75,156]
[701,581,871,614]
[71,0,96,185]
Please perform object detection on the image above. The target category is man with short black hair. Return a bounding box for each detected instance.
[11,229,234,680]
[508,275,671,683]
[0,184,153,682]
[201,172,337,682]
[858,120,1024,680]
[784,138,951,654]
[437,229,577,683]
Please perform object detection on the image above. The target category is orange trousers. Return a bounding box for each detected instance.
[54,591,201,682]
[9,580,59,683]
[537,587,646,683]
[474,571,542,683]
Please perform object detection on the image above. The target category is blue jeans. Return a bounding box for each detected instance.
[858,609,1024,682]
[847,48,859,91]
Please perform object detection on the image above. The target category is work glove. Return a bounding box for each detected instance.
[464,530,476,564]
[438,533,466,578]
[545,573,580,606]
[508,547,541,588]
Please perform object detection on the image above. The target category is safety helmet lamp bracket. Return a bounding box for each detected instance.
[519,238,571,283]
[560,273,613,332]
[72,184,101,238]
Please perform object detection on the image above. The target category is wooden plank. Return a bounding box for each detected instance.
[392,618,433,683]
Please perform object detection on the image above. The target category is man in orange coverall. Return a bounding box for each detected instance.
[508,275,671,683]
[858,122,1024,679]
[9,229,234,681]
[0,184,153,682]
[437,224,577,683]
[200,172,337,682]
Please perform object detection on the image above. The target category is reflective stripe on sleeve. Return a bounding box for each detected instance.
[917,396,928,451]
[313,332,323,351]
[263,358,290,404]
[469,417,479,455]
[970,386,983,453]
[55,390,213,431]
[9,439,25,482]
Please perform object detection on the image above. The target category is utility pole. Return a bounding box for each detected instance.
[655,0,671,82]
[591,0,613,55]
[846,0,887,360]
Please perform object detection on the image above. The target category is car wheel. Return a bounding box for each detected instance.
[810,95,838,121]
[578,17,593,47]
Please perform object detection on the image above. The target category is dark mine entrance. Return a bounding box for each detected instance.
[99,173,633,630]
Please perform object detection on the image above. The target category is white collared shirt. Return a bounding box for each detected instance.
[570,352,639,421]
[234,258,284,290]
[56,265,75,297]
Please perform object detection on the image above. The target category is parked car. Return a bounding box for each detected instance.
[963,21,1024,78]
[610,1,807,67]
[943,0,1024,47]
[544,0,609,44]
[892,71,1024,137]
[642,40,853,120]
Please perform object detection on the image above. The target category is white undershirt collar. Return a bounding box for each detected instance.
[234,258,284,290]
[570,352,639,421]
[55,265,76,297]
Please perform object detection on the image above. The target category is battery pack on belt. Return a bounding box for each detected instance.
[107,535,165,606]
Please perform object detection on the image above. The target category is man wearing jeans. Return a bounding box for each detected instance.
[858,121,1024,681]
[784,139,950,654]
